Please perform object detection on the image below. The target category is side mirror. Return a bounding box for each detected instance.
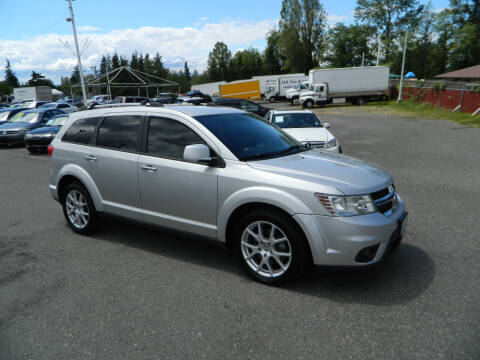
[323,122,331,129]
[183,144,217,166]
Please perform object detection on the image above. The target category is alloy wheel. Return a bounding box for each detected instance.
[65,190,89,229]
[240,221,292,278]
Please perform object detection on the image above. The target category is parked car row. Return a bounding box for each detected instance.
[0,108,68,152]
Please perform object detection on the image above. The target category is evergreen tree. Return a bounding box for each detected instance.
[5,59,19,88]
[207,42,231,81]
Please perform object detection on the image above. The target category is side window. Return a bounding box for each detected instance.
[58,104,68,109]
[147,117,205,160]
[240,100,259,111]
[42,111,52,121]
[63,117,101,144]
[97,115,141,152]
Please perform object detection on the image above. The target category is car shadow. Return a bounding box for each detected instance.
[91,216,435,306]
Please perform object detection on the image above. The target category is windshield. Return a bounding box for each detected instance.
[40,103,55,108]
[22,101,35,108]
[45,115,67,127]
[272,113,323,129]
[195,113,305,161]
[9,112,39,123]
[0,110,12,121]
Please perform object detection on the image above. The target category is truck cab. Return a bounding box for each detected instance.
[286,81,310,105]
[299,84,327,109]
[265,84,278,103]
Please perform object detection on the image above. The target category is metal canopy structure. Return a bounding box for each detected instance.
[71,66,179,99]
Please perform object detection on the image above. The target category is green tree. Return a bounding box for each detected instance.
[5,59,19,88]
[279,0,327,73]
[324,23,375,67]
[263,29,284,74]
[230,48,264,80]
[111,53,120,69]
[354,0,423,62]
[28,71,54,87]
[207,42,231,81]
[70,66,80,85]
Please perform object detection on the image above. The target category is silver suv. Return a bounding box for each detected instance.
[48,105,407,284]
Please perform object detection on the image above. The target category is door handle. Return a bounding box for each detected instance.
[140,165,157,172]
[83,155,97,161]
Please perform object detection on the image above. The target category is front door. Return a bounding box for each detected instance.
[138,115,218,238]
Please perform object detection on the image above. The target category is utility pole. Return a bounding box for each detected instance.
[376,36,381,66]
[66,0,88,106]
[397,31,408,103]
[361,53,365,67]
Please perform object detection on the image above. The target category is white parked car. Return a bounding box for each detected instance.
[264,109,341,153]
[40,102,78,113]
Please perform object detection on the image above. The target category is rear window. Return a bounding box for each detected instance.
[62,117,101,144]
[97,115,141,152]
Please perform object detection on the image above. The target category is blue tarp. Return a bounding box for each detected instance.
[405,72,416,78]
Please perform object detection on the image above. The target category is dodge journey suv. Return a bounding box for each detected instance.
[48,104,407,284]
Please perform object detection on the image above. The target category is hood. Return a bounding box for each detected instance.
[0,122,34,131]
[300,91,315,98]
[282,127,333,143]
[247,150,392,195]
[29,126,61,135]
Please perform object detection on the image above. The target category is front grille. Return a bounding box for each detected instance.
[371,185,396,216]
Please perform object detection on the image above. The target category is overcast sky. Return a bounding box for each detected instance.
[1,0,449,83]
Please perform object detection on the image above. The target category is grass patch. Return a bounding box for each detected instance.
[362,100,480,128]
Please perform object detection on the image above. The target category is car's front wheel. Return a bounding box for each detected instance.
[62,182,98,235]
[234,209,309,285]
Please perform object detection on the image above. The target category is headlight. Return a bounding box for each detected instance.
[325,138,337,148]
[315,193,376,216]
[24,133,32,139]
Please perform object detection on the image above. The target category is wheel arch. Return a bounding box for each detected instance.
[222,202,314,265]
[56,165,103,211]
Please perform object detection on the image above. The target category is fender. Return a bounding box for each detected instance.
[217,186,312,243]
[56,164,104,211]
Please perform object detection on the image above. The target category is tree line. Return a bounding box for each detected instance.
[1,0,479,100]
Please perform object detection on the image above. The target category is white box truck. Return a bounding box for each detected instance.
[13,86,52,102]
[191,81,225,97]
[264,74,308,103]
[252,73,305,97]
[299,66,389,108]
[286,81,310,105]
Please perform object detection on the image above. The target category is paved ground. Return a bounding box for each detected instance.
[1,105,479,359]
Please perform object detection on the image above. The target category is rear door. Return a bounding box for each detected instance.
[138,115,218,238]
[84,112,144,219]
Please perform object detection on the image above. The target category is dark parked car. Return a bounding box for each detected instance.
[210,97,270,117]
[178,90,212,104]
[0,107,29,126]
[147,93,178,104]
[0,103,9,109]
[24,113,69,153]
[0,108,65,146]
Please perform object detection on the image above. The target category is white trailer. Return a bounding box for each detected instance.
[252,73,304,96]
[191,81,225,96]
[300,66,389,108]
[264,75,308,102]
[13,86,52,102]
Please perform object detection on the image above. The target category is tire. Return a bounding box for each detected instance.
[269,97,276,103]
[292,97,299,106]
[304,100,314,109]
[234,209,309,285]
[62,182,98,235]
[356,97,366,106]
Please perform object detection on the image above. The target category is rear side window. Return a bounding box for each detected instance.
[97,115,141,152]
[147,117,205,160]
[63,117,101,144]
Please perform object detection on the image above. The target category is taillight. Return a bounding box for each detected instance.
[47,144,54,157]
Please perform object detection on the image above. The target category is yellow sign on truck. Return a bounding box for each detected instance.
[218,80,261,100]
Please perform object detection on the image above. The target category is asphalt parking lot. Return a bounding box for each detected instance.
[1,104,479,359]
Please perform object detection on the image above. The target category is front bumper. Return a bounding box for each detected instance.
[25,137,53,151]
[0,133,25,145]
[293,198,407,266]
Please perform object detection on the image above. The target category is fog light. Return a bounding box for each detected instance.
[355,244,380,263]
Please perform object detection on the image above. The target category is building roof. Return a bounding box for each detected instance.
[434,64,480,79]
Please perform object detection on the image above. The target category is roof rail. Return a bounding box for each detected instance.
[87,102,164,110]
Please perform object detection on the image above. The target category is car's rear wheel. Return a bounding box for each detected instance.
[62,182,98,235]
[234,209,308,285]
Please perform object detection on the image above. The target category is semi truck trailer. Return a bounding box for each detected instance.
[299,66,389,108]
[13,86,52,102]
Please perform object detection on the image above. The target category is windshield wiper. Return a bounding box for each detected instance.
[242,145,308,161]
